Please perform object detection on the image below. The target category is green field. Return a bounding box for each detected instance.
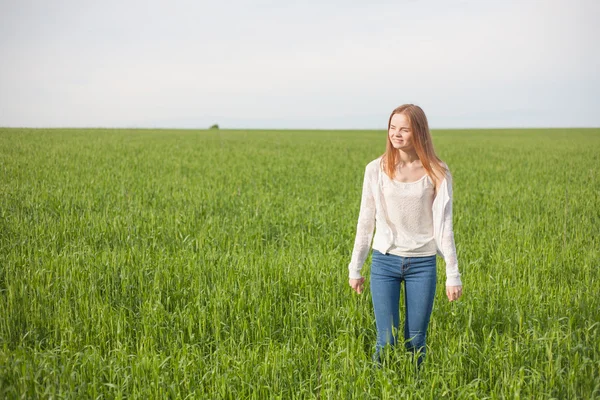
[1,127,599,399]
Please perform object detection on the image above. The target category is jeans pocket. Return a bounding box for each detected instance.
[372,249,387,264]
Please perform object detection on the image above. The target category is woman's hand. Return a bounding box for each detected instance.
[349,277,366,294]
[446,285,463,302]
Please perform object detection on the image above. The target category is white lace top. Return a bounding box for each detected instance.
[348,157,462,286]
[382,173,438,257]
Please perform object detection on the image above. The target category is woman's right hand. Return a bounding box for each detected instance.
[349,277,366,294]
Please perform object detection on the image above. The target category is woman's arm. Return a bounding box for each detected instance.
[348,164,376,281]
[438,168,463,301]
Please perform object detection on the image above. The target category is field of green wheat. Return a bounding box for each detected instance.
[1,127,599,399]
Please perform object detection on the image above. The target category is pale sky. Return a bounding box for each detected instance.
[1,0,598,129]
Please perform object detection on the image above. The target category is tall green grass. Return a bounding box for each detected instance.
[1,127,599,398]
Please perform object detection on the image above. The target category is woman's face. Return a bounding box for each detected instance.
[388,113,413,150]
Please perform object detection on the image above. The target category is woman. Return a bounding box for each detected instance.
[348,104,463,366]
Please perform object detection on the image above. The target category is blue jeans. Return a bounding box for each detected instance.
[370,249,437,366]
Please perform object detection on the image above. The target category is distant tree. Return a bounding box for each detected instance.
[209,124,219,130]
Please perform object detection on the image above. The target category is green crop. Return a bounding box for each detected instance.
[1,127,598,399]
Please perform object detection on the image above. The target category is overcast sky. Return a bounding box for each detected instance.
[1,0,598,129]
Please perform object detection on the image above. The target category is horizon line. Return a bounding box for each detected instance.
[1,125,599,131]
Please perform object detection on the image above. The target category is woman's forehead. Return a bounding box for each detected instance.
[390,113,410,126]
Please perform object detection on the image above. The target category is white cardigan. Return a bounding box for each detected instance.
[348,157,462,287]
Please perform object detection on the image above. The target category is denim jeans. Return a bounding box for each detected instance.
[370,249,437,366]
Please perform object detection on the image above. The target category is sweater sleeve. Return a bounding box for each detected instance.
[441,170,462,286]
[348,164,376,279]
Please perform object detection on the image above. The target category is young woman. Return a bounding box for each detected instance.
[348,104,463,366]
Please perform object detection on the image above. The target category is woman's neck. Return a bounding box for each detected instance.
[397,149,419,165]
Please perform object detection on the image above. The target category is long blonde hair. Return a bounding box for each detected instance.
[383,104,446,186]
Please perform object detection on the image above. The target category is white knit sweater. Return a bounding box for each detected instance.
[348,157,462,287]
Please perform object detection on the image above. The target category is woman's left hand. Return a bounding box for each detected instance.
[446,285,462,302]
